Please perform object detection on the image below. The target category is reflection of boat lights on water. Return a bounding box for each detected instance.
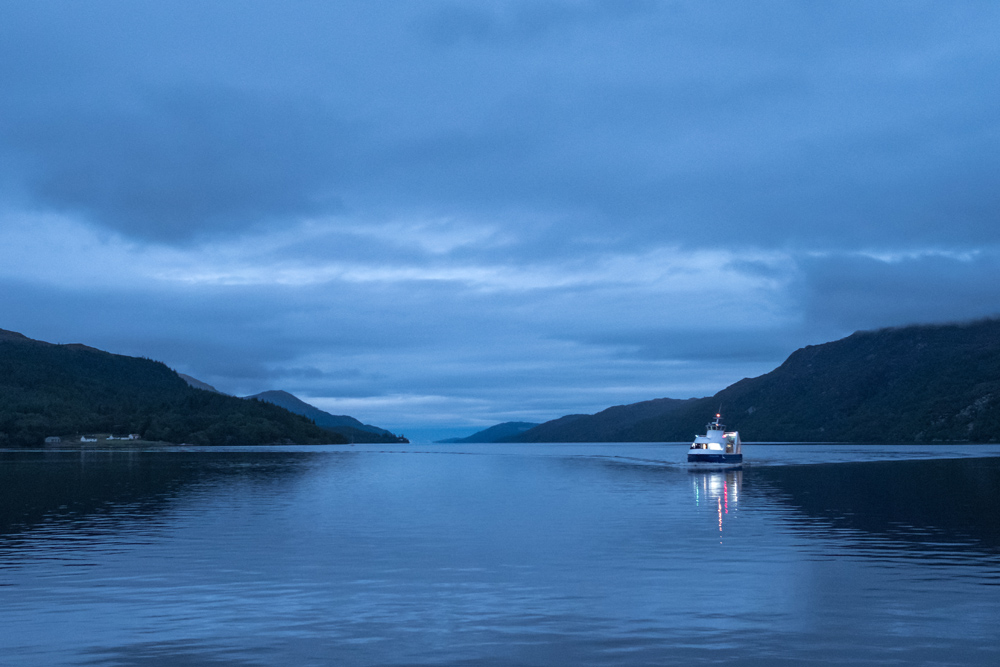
[692,470,742,538]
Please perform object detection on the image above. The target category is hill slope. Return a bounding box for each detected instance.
[437,421,540,443]
[509,319,1000,443]
[247,390,406,443]
[0,330,346,446]
[509,398,698,443]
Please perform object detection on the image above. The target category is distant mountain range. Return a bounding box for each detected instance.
[0,329,404,446]
[436,421,540,443]
[6,318,1000,446]
[500,319,1000,443]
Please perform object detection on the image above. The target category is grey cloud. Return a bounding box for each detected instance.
[1,87,354,241]
[0,279,306,377]
[797,251,1000,332]
[2,1,999,252]
[582,328,806,364]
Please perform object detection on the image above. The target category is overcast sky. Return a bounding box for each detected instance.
[2,1,999,440]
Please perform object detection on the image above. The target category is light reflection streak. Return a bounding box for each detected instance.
[692,470,742,540]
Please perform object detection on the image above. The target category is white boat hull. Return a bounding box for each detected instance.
[687,452,743,467]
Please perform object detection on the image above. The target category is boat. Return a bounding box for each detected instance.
[687,412,742,467]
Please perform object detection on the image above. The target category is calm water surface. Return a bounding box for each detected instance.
[1,443,998,666]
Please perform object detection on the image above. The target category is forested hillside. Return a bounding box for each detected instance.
[0,330,345,446]
[506,399,697,443]
[507,319,1000,443]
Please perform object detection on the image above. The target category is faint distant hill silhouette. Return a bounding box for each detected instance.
[178,373,227,394]
[0,329,345,446]
[505,318,1000,443]
[437,421,540,443]
[247,390,407,443]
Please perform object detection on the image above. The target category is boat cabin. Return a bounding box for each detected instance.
[690,431,741,454]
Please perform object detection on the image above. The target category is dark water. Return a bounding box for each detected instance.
[1,443,999,666]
